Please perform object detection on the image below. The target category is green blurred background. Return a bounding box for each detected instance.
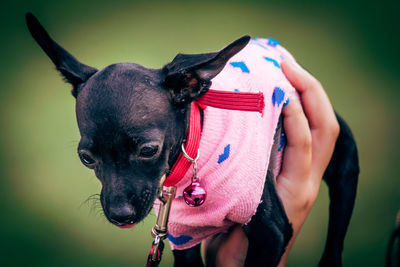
[0,0,399,266]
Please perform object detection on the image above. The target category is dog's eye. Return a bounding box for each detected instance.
[79,151,96,167]
[138,145,159,159]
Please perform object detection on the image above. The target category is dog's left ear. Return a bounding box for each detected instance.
[162,35,250,106]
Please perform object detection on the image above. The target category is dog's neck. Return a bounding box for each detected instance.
[167,106,190,172]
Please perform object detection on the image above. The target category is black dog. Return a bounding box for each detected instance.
[26,13,359,267]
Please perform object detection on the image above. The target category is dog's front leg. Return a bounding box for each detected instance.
[173,243,204,267]
[243,171,293,267]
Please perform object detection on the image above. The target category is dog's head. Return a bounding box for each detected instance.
[26,13,249,227]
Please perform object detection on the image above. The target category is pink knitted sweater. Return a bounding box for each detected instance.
[162,37,296,250]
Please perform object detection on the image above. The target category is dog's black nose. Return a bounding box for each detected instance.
[108,204,136,224]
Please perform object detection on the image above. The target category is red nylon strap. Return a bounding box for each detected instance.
[164,90,264,187]
[197,89,265,114]
[164,102,202,187]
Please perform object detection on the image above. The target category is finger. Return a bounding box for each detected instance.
[281,59,337,132]
[202,226,248,267]
[278,96,312,181]
[216,226,248,267]
[281,59,339,175]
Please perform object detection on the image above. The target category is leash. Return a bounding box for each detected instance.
[146,175,175,267]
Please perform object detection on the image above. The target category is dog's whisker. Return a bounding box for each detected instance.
[80,193,102,215]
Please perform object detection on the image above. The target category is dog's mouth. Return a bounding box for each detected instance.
[117,223,136,229]
[108,217,137,229]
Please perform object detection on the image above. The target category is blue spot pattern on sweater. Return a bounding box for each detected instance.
[251,38,269,50]
[283,98,290,107]
[218,144,231,164]
[267,37,280,47]
[264,57,280,68]
[278,132,286,152]
[168,234,193,246]
[230,62,250,73]
[272,87,285,106]
[234,89,240,92]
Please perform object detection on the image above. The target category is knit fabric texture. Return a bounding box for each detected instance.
[160,37,296,250]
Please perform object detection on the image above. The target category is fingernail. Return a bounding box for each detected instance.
[292,60,302,71]
[283,59,302,72]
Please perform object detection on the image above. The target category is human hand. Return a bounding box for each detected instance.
[204,59,339,266]
[276,59,339,266]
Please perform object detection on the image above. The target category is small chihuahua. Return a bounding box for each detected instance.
[26,13,359,267]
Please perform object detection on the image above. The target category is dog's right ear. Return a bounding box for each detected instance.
[26,13,97,98]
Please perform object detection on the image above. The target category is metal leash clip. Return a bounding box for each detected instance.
[146,174,176,267]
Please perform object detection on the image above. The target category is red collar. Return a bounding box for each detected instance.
[163,89,264,187]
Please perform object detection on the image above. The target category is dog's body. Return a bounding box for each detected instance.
[26,13,359,267]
